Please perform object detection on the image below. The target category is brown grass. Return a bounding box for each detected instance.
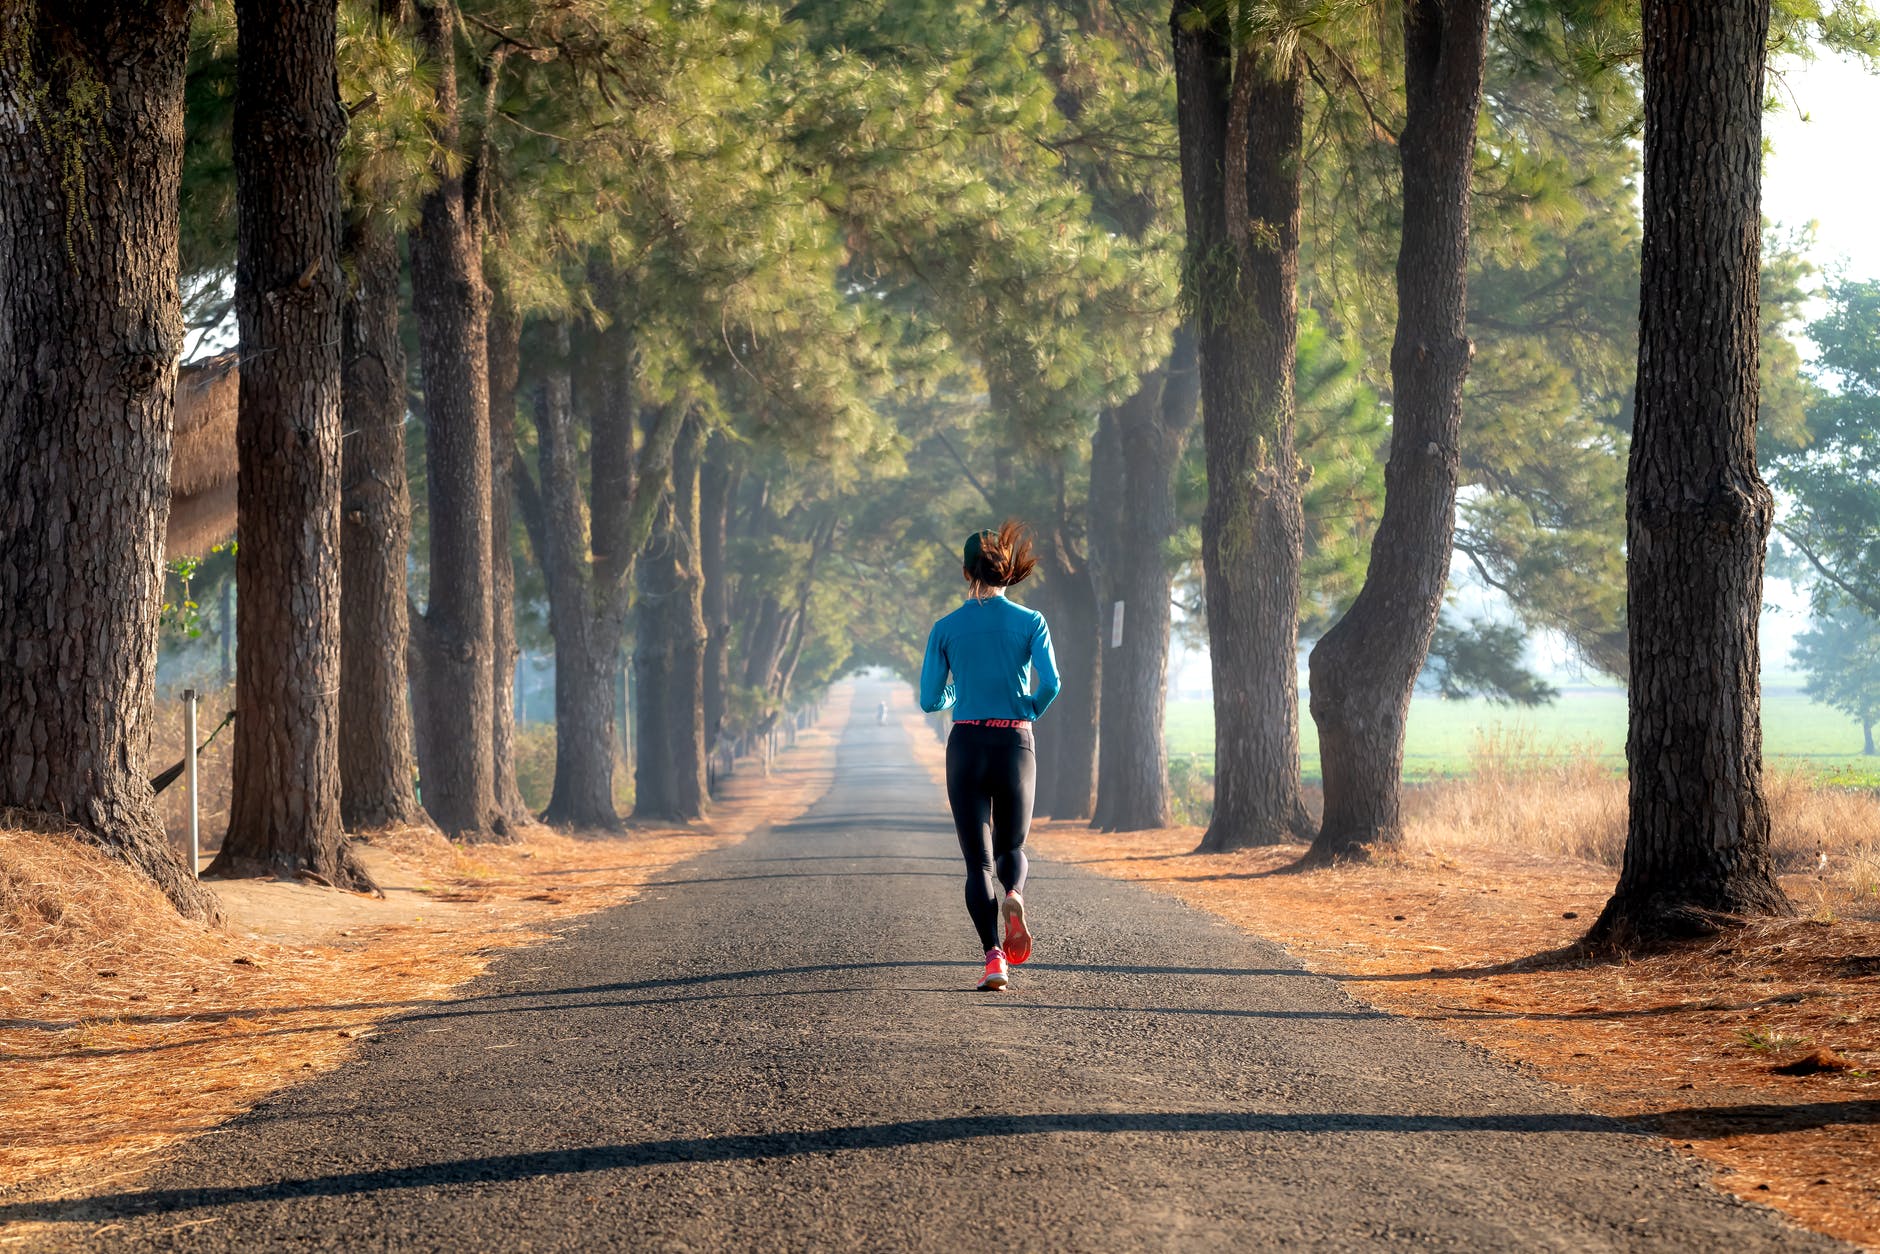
[0,686,847,1220]
[1404,726,1880,885]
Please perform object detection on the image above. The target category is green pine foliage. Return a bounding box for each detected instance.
[161,0,1880,737]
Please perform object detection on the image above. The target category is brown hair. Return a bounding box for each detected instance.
[963,520,1038,589]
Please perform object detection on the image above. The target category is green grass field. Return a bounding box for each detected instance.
[1164,689,1880,786]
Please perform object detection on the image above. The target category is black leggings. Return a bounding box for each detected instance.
[945,723,1034,952]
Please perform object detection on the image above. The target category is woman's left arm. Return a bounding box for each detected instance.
[919,622,955,713]
[1028,613,1061,720]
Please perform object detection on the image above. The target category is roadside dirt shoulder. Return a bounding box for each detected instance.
[1035,821,1880,1250]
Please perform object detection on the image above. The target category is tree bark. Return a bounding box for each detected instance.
[338,215,422,833]
[407,0,501,841]
[634,417,709,822]
[0,1,219,919]
[220,576,235,687]
[1085,406,1124,825]
[1588,0,1792,946]
[530,335,619,829]
[487,298,529,825]
[1032,522,1099,822]
[1173,9,1314,850]
[1304,0,1490,864]
[742,595,791,694]
[519,311,687,829]
[211,0,369,889]
[1029,576,1067,817]
[700,435,736,754]
[1094,330,1198,832]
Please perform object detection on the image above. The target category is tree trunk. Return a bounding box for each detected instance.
[700,436,736,753]
[775,608,811,703]
[1046,564,1101,822]
[220,577,234,687]
[633,418,709,822]
[671,420,710,807]
[211,0,369,889]
[1086,407,1124,826]
[549,636,619,829]
[1029,576,1067,817]
[1304,0,1490,864]
[517,297,685,828]
[1095,329,1199,832]
[338,218,422,832]
[531,340,621,829]
[407,0,500,841]
[1174,10,1314,850]
[487,299,529,825]
[1014,454,1099,823]
[0,1,219,920]
[742,596,791,694]
[1864,714,1875,757]
[1031,486,1099,824]
[1588,0,1792,946]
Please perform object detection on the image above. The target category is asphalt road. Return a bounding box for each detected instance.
[7,681,1839,1251]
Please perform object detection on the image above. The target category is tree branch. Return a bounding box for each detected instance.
[1777,522,1880,617]
[935,431,999,512]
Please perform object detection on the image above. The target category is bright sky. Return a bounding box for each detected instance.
[1766,49,1880,298]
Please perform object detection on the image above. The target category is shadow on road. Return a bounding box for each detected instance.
[0,1108,1650,1224]
[12,1101,1877,1226]
[0,961,1312,1048]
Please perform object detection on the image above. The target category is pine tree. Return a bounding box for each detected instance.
[0,0,221,920]
[1588,0,1793,947]
[1304,0,1492,863]
[211,0,371,888]
[1176,3,1315,850]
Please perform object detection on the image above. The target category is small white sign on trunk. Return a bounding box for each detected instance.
[1111,600,1125,649]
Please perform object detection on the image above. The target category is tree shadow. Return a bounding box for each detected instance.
[1,960,1312,1038]
[1634,1099,1880,1142]
[1333,944,1594,982]
[985,1002,1387,1023]
[0,1108,1643,1224]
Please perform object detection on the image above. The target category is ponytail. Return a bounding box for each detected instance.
[963,520,1038,589]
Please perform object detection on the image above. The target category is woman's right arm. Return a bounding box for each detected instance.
[919,622,955,713]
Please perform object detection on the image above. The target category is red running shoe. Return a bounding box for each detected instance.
[978,948,1009,991]
[1001,891,1032,965]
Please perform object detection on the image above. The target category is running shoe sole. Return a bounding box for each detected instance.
[1001,893,1032,965]
[978,969,1008,991]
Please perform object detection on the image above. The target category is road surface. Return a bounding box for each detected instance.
[7,681,1835,1250]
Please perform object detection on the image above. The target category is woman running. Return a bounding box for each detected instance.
[919,522,1061,990]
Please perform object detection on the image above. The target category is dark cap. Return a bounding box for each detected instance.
[962,529,995,572]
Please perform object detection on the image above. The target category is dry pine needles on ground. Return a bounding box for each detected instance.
[0,694,844,1217]
[1034,822,1880,1250]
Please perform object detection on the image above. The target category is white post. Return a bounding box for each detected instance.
[183,688,200,878]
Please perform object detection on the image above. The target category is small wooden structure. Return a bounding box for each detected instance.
[166,352,240,559]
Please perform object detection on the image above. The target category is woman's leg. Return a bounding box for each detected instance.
[988,734,1036,896]
[945,731,1001,951]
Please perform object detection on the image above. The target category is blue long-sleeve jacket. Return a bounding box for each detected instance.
[918,594,1061,721]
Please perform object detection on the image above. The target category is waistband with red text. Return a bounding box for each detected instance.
[952,718,1031,729]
